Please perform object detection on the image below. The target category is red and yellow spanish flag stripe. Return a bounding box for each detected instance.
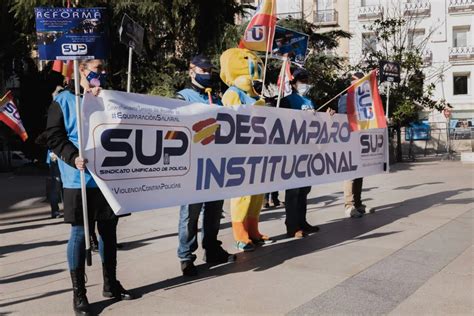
[346,70,387,131]
[0,91,28,141]
[52,60,74,82]
[239,0,277,52]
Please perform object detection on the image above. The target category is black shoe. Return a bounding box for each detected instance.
[302,223,320,234]
[203,246,237,265]
[70,269,91,316]
[51,211,61,218]
[102,264,135,300]
[90,234,99,252]
[102,280,135,300]
[272,199,281,207]
[181,261,198,276]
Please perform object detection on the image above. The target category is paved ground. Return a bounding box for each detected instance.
[0,159,473,315]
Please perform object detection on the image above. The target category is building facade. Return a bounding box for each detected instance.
[348,0,474,123]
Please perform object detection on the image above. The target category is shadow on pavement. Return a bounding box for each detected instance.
[0,269,65,284]
[393,181,444,190]
[0,220,63,235]
[0,288,70,309]
[0,239,67,257]
[127,187,472,301]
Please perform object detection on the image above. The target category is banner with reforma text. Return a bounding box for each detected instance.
[82,90,387,215]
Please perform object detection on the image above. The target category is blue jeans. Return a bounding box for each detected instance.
[49,161,62,214]
[177,200,223,262]
[67,218,118,270]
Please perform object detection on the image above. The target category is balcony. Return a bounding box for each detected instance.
[449,46,474,62]
[422,49,433,66]
[448,0,474,13]
[404,1,431,16]
[276,11,303,20]
[314,9,338,26]
[358,5,383,20]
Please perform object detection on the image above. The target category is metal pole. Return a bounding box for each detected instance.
[446,116,451,156]
[261,0,275,97]
[276,56,287,108]
[385,82,390,119]
[127,46,133,93]
[73,59,92,266]
[385,126,390,173]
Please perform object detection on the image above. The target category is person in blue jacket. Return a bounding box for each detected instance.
[280,68,322,238]
[175,55,236,277]
[46,59,134,316]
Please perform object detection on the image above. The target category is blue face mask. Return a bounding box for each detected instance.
[194,73,212,88]
[86,70,106,87]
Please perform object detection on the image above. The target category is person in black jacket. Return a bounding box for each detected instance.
[46,59,135,316]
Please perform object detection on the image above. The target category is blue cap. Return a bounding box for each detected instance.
[190,55,214,69]
[291,68,309,81]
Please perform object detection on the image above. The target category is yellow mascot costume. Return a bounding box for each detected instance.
[220,48,269,252]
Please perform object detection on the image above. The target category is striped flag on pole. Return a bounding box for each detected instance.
[0,91,28,141]
[346,70,387,131]
[52,60,74,82]
[239,0,277,52]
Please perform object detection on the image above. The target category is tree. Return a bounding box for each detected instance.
[354,7,448,161]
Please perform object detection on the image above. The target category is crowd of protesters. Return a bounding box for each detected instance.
[31,50,373,316]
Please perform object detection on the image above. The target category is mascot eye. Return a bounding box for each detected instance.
[248,60,255,78]
[257,63,263,79]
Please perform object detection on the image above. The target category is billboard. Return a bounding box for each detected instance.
[34,7,108,60]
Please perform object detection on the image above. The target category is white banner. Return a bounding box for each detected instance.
[82,90,388,215]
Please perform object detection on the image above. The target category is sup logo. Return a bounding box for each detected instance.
[93,124,191,180]
[360,133,384,159]
[192,118,220,145]
[245,26,266,42]
[61,43,88,55]
[355,81,375,121]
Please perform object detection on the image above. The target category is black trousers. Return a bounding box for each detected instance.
[284,186,311,234]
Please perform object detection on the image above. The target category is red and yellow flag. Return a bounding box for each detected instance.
[52,60,73,82]
[346,70,387,131]
[0,91,28,141]
[239,0,277,52]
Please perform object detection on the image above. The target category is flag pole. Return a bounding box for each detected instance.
[314,84,352,112]
[127,46,133,93]
[261,1,275,97]
[276,56,288,108]
[73,59,92,266]
[314,70,374,112]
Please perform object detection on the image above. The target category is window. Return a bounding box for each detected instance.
[453,73,469,95]
[408,29,425,49]
[318,0,333,10]
[362,33,377,53]
[361,0,379,6]
[453,26,470,47]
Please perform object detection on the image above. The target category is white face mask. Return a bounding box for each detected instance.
[296,83,311,96]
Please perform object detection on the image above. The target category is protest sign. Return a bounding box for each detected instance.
[272,26,309,65]
[34,7,108,60]
[119,14,144,54]
[82,90,388,215]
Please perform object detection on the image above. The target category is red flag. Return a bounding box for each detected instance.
[277,59,293,97]
[239,0,277,52]
[52,60,73,82]
[346,70,387,131]
[0,91,28,141]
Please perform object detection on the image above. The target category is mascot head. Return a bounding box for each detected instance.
[220,48,264,97]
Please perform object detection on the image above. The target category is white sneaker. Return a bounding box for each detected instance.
[345,206,363,218]
[357,204,375,214]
